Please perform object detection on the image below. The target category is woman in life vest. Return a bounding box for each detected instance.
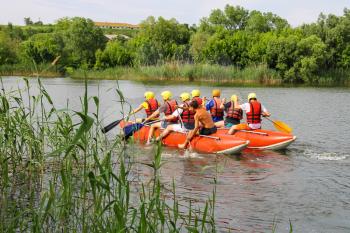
[155,92,196,141]
[205,89,224,122]
[227,92,270,134]
[144,90,178,144]
[130,91,160,121]
[215,94,243,128]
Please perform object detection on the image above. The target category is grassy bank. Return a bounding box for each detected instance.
[2,63,350,87]
[0,63,61,77]
[70,63,283,85]
[0,78,218,232]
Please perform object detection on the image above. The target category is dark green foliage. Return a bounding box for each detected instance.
[1,6,350,84]
[56,17,108,68]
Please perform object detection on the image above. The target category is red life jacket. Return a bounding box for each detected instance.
[246,101,262,124]
[165,99,178,122]
[144,98,159,118]
[192,96,203,105]
[226,101,243,120]
[181,101,195,123]
[210,98,224,117]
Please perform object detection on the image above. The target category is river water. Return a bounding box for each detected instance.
[2,77,350,232]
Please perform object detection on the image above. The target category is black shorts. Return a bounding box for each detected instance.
[183,122,195,130]
[199,126,217,135]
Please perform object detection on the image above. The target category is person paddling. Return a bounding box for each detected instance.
[178,100,217,149]
[156,92,195,141]
[215,94,243,128]
[205,89,224,123]
[144,91,178,144]
[228,92,270,134]
[129,91,160,121]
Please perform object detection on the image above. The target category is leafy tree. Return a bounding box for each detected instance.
[56,17,107,68]
[129,16,191,65]
[0,31,18,64]
[203,5,249,31]
[189,32,210,62]
[94,40,132,68]
[246,11,289,33]
[20,33,63,64]
[24,17,33,26]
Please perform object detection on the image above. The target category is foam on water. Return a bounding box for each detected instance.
[304,149,349,161]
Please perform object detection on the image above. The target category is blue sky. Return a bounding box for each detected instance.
[1,0,349,26]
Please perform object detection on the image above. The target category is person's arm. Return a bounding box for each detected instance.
[183,115,200,144]
[240,103,248,112]
[171,106,183,120]
[261,105,271,117]
[144,109,160,123]
[220,98,226,109]
[130,104,144,115]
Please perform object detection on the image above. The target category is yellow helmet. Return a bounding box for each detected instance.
[191,89,201,97]
[231,94,238,102]
[180,92,191,101]
[248,92,257,101]
[144,91,155,100]
[161,90,172,100]
[212,89,221,97]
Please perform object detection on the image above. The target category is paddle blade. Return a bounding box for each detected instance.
[102,119,122,133]
[272,120,292,134]
[123,123,144,138]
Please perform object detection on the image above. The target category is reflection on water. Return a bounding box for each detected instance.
[2,77,350,232]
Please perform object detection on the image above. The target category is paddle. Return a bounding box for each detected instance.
[264,117,292,134]
[102,118,125,133]
[123,119,162,139]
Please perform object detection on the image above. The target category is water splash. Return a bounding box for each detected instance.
[304,149,349,161]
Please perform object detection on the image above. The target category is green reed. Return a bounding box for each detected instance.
[70,63,281,85]
[0,63,60,77]
[0,77,217,232]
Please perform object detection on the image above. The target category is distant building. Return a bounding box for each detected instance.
[104,34,130,40]
[94,22,140,30]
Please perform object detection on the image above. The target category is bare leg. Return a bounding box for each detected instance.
[215,120,224,128]
[146,122,161,144]
[227,125,238,135]
[156,125,175,141]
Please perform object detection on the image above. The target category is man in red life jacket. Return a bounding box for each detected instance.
[191,89,203,106]
[178,100,217,149]
[144,90,178,144]
[205,89,224,122]
[215,94,243,128]
[228,92,270,134]
[155,92,195,141]
[130,91,159,121]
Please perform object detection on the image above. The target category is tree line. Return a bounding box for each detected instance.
[1,5,350,83]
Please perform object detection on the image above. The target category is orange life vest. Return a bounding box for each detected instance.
[165,99,178,122]
[246,101,262,124]
[145,98,159,117]
[226,101,243,120]
[181,101,195,123]
[210,98,224,117]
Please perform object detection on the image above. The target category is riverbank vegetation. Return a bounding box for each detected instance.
[1,5,350,86]
[0,78,219,232]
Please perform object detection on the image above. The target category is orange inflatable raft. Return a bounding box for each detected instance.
[119,121,249,155]
[217,128,296,150]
